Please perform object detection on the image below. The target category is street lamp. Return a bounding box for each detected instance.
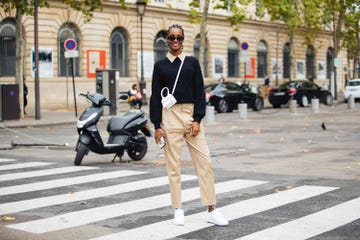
[136,0,147,104]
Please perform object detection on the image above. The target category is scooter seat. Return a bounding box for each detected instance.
[107,110,145,133]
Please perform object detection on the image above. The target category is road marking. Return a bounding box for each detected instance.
[0,158,16,163]
[0,161,54,171]
[0,170,147,196]
[0,175,196,215]
[235,197,360,240]
[0,166,97,182]
[7,179,267,233]
[89,185,338,240]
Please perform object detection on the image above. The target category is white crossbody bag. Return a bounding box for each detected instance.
[161,56,186,109]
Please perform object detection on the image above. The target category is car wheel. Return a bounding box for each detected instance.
[216,99,229,113]
[253,97,264,111]
[325,93,333,105]
[299,95,309,107]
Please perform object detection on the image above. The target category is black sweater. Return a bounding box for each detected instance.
[150,56,206,129]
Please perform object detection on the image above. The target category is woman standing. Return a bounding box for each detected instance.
[150,24,228,226]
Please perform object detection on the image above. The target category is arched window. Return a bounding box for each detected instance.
[306,45,315,79]
[257,40,267,78]
[154,31,168,63]
[194,34,208,77]
[58,23,80,76]
[228,38,239,77]
[0,19,16,76]
[326,47,333,79]
[110,28,128,76]
[283,42,290,79]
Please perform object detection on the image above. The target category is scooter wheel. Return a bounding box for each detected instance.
[74,142,87,166]
[127,141,147,161]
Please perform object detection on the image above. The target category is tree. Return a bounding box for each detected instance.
[188,0,250,77]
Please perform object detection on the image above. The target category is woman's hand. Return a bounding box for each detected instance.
[154,128,165,144]
[190,121,200,136]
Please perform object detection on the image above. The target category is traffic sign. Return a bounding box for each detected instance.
[241,42,249,50]
[64,38,77,52]
[64,50,79,58]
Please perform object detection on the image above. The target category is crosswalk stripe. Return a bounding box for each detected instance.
[0,158,16,163]
[0,166,97,182]
[0,161,54,171]
[0,175,196,215]
[7,179,267,234]
[235,196,360,240]
[0,170,147,196]
[89,185,338,240]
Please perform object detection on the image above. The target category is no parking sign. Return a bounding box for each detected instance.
[64,38,78,58]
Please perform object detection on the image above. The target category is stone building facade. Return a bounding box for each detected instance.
[0,0,347,111]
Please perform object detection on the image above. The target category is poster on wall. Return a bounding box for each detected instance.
[87,50,106,78]
[271,58,282,79]
[213,56,225,78]
[31,48,53,77]
[317,61,326,80]
[137,51,154,78]
[296,60,306,79]
[245,57,256,79]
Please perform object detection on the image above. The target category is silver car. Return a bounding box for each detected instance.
[344,79,360,102]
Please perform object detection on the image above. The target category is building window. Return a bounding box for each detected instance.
[154,31,168,63]
[306,45,315,79]
[194,34,208,77]
[326,47,333,79]
[228,38,239,77]
[0,19,16,76]
[58,23,80,76]
[257,40,267,78]
[283,42,290,78]
[110,28,128,76]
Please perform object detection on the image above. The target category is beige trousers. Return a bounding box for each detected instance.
[161,103,216,209]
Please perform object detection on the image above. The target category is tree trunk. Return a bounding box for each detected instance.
[15,9,24,117]
[289,32,295,81]
[199,0,209,77]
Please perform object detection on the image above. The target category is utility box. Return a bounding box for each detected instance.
[0,84,20,121]
[95,69,119,115]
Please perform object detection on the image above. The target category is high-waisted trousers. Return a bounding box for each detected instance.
[161,103,216,209]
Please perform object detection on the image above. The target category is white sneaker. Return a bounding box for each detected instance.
[207,209,229,226]
[173,209,185,226]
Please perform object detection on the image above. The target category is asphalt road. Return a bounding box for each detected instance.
[0,102,359,240]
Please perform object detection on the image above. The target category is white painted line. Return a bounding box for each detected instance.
[0,161,54,171]
[0,158,16,163]
[0,170,147,196]
[89,185,338,240]
[235,197,360,240]
[0,175,196,215]
[7,179,267,233]
[0,166,97,182]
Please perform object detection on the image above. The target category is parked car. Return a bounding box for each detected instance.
[268,80,333,108]
[205,82,264,113]
[344,78,360,102]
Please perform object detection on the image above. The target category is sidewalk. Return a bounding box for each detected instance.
[0,100,357,129]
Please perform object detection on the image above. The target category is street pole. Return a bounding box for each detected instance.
[34,0,41,119]
[136,0,147,105]
[333,6,337,100]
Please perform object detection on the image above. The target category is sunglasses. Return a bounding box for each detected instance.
[167,35,184,41]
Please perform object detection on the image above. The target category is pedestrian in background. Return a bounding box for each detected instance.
[150,24,228,227]
[23,76,28,115]
[128,84,143,109]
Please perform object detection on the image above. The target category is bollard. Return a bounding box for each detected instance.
[348,95,355,109]
[311,98,319,113]
[289,99,297,114]
[238,103,247,120]
[205,105,215,125]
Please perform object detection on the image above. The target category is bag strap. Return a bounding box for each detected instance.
[171,56,186,94]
